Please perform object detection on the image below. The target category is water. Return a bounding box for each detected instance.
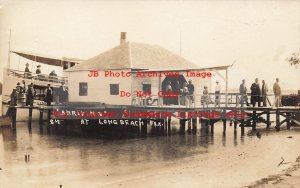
[0,121,299,188]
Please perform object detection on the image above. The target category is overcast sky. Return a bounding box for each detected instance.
[0,0,300,91]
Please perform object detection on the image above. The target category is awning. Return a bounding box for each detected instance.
[130,64,233,73]
[11,51,84,66]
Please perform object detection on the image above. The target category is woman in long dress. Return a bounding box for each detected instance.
[201,86,209,107]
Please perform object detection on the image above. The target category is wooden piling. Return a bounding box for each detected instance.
[210,120,214,134]
[205,119,209,134]
[276,110,280,131]
[286,112,290,130]
[192,118,197,133]
[47,109,51,122]
[179,119,185,133]
[266,111,270,128]
[252,111,256,131]
[241,110,245,136]
[28,107,33,127]
[164,118,167,132]
[141,119,147,134]
[167,117,171,133]
[12,107,17,130]
[39,111,43,125]
[234,111,237,131]
[222,110,226,135]
[187,119,191,132]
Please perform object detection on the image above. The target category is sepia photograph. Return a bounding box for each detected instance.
[0,0,300,187]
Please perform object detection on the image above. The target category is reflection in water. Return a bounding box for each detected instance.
[0,121,251,187]
[234,130,238,147]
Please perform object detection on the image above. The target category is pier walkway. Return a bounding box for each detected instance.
[8,104,300,136]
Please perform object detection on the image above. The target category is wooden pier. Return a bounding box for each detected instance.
[7,104,300,137]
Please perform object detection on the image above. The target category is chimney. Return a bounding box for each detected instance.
[120,32,127,44]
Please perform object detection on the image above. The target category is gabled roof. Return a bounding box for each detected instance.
[65,42,200,71]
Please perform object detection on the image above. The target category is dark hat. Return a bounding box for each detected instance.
[47,84,51,86]
[26,62,29,66]
[17,82,20,85]
[37,65,41,68]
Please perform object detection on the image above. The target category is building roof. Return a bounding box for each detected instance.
[65,42,200,71]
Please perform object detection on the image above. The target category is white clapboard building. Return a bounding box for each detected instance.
[65,33,230,106]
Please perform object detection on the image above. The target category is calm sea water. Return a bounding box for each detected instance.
[0,120,296,188]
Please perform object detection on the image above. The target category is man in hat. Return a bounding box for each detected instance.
[36,65,41,74]
[272,78,282,108]
[59,82,68,103]
[239,79,249,107]
[187,79,194,106]
[44,84,53,106]
[201,86,209,107]
[16,82,23,93]
[250,78,261,107]
[24,63,32,79]
[36,65,43,80]
[215,81,221,107]
[49,70,58,82]
[165,81,172,105]
[261,80,268,106]
[25,63,30,72]
[26,83,35,106]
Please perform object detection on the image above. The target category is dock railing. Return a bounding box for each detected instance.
[8,69,68,85]
[132,93,274,108]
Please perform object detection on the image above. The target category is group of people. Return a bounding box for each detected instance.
[164,80,194,106]
[24,63,58,82]
[163,77,282,108]
[239,78,282,108]
[201,81,221,107]
[7,81,68,108]
[14,80,36,106]
[6,81,37,118]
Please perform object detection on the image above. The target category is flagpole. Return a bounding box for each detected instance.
[7,29,11,69]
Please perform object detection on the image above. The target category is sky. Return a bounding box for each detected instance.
[0,0,300,91]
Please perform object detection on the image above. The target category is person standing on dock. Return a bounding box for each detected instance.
[215,81,221,107]
[165,81,172,105]
[44,84,53,106]
[22,80,26,93]
[6,89,18,119]
[250,78,261,107]
[187,80,194,106]
[26,83,35,106]
[59,83,68,103]
[174,80,180,105]
[272,78,282,108]
[239,79,249,107]
[261,80,268,107]
[16,82,23,94]
[201,86,209,107]
[181,82,189,106]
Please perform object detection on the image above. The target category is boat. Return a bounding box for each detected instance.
[1,50,84,121]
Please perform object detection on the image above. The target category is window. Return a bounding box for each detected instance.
[143,84,151,93]
[79,82,88,96]
[63,62,68,70]
[110,84,119,95]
